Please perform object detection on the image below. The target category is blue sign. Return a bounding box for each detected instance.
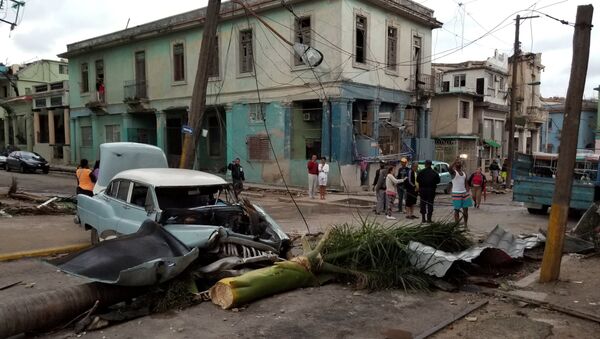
[182,125,193,135]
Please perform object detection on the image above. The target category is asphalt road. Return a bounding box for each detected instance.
[0,169,76,196]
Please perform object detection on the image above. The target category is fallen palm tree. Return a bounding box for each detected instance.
[211,218,472,309]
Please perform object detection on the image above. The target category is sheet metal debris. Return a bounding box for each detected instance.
[409,225,544,277]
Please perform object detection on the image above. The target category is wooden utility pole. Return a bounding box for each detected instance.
[179,0,222,169]
[539,4,594,283]
[506,14,538,187]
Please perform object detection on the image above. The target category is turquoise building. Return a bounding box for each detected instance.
[59,0,441,190]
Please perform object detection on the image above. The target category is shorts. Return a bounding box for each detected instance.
[452,192,473,210]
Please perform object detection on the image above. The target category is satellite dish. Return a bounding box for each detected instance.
[293,43,324,68]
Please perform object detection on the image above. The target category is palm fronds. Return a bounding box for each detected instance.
[320,216,472,291]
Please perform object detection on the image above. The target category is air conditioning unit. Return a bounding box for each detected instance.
[303,112,315,121]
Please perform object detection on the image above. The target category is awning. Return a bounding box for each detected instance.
[484,139,501,148]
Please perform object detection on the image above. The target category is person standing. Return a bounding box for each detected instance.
[404,162,419,219]
[372,161,385,191]
[396,158,409,213]
[385,164,401,220]
[450,158,473,226]
[417,160,440,223]
[307,154,319,199]
[468,167,487,208]
[228,158,245,196]
[76,159,95,197]
[91,160,100,184]
[374,164,388,215]
[500,158,509,185]
[489,159,500,188]
[318,157,330,200]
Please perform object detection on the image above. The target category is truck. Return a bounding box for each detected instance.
[512,151,600,214]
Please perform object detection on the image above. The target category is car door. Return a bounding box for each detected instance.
[7,152,18,170]
[119,181,157,233]
[106,179,136,234]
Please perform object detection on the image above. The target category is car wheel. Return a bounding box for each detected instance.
[5,164,9,172]
[90,228,100,245]
[43,168,49,174]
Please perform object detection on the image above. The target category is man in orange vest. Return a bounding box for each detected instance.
[76,159,95,197]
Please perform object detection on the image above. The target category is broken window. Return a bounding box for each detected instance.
[355,15,367,64]
[130,183,150,209]
[239,29,254,73]
[386,26,398,72]
[59,64,68,74]
[247,135,270,160]
[208,36,220,78]
[173,43,185,82]
[105,124,121,143]
[249,103,267,123]
[294,17,311,66]
[453,74,466,88]
[116,180,131,201]
[460,101,470,119]
[155,185,230,210]
[81,126,92,147]
[81,63,89,93]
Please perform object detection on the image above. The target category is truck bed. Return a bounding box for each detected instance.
[512,175,596,210]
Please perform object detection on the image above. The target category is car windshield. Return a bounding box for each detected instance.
[155,184,237,210]
[20,152,42,160]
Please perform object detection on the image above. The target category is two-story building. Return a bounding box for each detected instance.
[541,97,598,153]
[0,60,70,163]
[430,51,509,172]
[59,0,441,190]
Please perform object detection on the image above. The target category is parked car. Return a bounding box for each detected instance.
[0,155,6,169]
[6,151,50,174]
[77,142,290,253]
[418,160,452,193]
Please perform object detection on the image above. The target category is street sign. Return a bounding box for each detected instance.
[182,125,193,135]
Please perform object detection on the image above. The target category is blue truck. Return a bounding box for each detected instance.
[512,152,600,214]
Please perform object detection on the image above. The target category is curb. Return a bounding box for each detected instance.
[0,243,90,262]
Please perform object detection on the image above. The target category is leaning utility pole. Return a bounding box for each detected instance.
[506,14,538,187]
[179,0,222,169]
[539,4,594,283]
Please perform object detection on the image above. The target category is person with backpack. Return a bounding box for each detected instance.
[468,167,487,208]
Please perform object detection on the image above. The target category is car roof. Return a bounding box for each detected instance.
[113,168,228,187]
[417,160,448,165]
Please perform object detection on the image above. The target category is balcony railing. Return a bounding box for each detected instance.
[124,80,147,101]
[410,73,435,93]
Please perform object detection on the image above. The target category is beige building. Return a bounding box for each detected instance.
[508,52,546,154]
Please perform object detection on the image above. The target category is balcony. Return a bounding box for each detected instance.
[124,80,147,103]
[526,106,546,124]
[410,73,435,95]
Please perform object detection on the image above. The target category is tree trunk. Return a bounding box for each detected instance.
[0,283,142,338]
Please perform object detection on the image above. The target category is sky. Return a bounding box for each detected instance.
[0,0,598,98]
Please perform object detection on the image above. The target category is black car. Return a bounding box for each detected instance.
[6,151,50,174]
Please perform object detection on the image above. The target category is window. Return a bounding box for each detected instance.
[499,76,505,90]
[34,84,47,93]
[116,180,131,201]
[130,183,150,208]
[95,60,104,102]
[442,81,450,92]
[247,135,270,160]
[207,115,221,157]
[208,36,220,78]
[34,98,46,107]
[59,64,68,74]
[386,26,398,72]
[106,180,119,198]
[50,96,62,106]
[50,82,64,90]
[294,17,311,66]
[105,124,121,142]
[173,43,185,82]
[548,118,552,130]
[355,15,367,64]
[81,63,89,93]
[81,126,92,147]
[440,164,449,173]
[460,101,470,119]
[453,74,466,87]
[39,113,49,143]
[239,29,254,73]
[483,119,493,140]
[249,103,267,122]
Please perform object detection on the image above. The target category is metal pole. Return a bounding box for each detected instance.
[539,5,594,282]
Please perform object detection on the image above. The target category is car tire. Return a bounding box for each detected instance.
[43,168,49,174]
[90,228,100,245]
[5,164,9,172]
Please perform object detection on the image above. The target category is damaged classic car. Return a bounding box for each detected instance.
[67,142,290,286]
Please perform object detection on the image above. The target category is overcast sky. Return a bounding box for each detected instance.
[1,0,598,98]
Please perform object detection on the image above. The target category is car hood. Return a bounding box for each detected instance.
[94,143,168,194]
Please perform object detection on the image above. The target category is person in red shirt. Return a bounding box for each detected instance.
[468,167,487,208]
[307,154,319,199]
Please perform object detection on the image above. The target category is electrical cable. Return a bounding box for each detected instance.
[242,3,311,234]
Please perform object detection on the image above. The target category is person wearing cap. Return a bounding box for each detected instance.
[396,158,409,213]
[417,159,440,223]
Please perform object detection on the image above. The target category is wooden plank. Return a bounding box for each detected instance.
[413,300,488,339]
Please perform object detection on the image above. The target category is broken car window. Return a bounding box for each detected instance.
[130,183,150,209]
[155,185,232,210]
